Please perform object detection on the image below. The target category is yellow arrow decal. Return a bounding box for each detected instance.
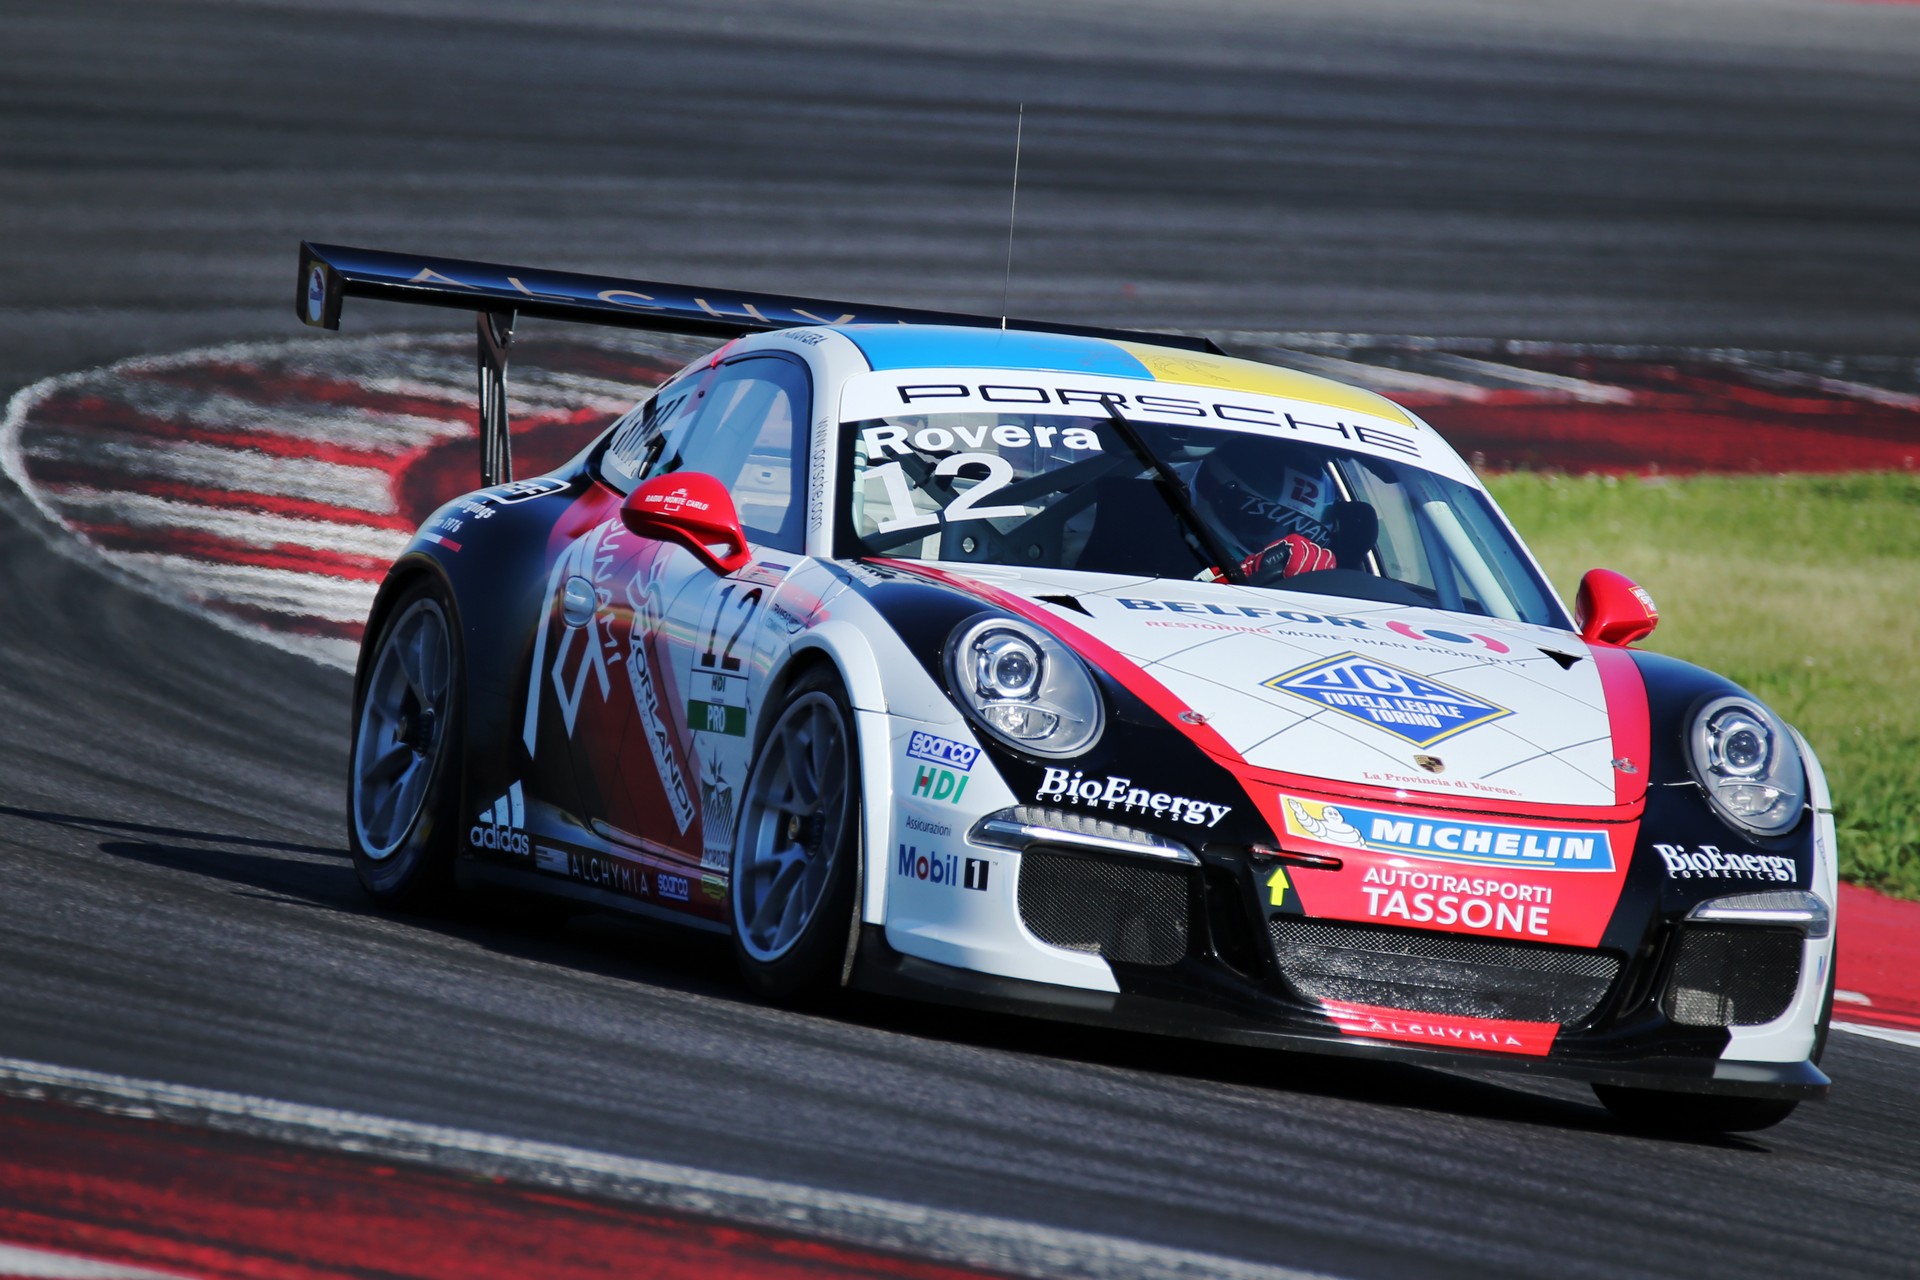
[1266,865,1290,907]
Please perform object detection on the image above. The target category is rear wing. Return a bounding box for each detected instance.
[296,242,1223,485]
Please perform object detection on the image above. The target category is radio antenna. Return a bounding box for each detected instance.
[1000,104,1024,331]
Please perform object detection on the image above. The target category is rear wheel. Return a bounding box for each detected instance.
[348,580,463,906]
[730,669,861,1002]
[1592,1085,1798,1134]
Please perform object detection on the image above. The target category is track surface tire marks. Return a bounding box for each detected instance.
[3,2,1920,1279]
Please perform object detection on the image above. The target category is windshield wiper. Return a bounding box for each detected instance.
[1101,404,1243,584]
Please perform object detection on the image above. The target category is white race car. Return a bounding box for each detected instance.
[304,243,1837,1134]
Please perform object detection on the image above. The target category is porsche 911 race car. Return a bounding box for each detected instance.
[300,242,1837,1133]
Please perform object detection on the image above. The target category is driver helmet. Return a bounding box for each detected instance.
[1190,437,1335,558]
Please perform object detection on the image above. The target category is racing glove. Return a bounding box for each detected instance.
[1200,533,1336,583]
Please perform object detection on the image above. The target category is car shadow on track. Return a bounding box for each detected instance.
[838,989,1791,1153]
[0,801,753,1000]
[7,802,1775,1152]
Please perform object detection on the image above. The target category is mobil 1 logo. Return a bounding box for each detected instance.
[896,844,990,892]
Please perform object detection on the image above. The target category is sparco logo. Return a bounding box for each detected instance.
[1035,768,1230,827]
[1654,843,1797,883]
[470,781,530,855]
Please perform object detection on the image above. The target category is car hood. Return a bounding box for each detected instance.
[941,565,1640,811]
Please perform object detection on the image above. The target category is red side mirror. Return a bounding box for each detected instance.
[1576,568,1659,647]
[620,472,752,575]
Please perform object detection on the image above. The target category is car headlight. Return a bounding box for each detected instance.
[1686,695,1806,837]
[946,616,1103,758]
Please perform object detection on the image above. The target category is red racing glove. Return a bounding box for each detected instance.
[1201,533,1335,583]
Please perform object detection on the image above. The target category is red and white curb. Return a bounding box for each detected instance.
[6,330,1919,674]
[0,332,697,670]
[0,1055,1330,1280]
[0,1245,189,1280]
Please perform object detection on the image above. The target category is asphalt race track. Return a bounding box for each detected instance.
[3,2,1920,1277]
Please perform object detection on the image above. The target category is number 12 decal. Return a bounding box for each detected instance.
[866,453,1030,535]
[697,584,764,674]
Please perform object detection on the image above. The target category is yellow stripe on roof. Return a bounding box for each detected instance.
[1114,342,1415,426]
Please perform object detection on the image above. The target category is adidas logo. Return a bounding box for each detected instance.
[469,780,530,855]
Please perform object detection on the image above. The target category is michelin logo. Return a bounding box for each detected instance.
[1283,796,1611,872]
[470,781,529,855]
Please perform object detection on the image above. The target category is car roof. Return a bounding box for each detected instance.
[828,324,1415,426]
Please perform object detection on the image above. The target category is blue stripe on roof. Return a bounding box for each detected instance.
[837,325,1154,378]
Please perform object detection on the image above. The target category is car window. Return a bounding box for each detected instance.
[601,369,707,493]
[601,355,811,553]
[835,412,1566,627]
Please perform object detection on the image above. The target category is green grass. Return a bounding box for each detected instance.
[1486,471,1920,900]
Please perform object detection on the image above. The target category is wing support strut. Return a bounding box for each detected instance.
[477,308,515,487]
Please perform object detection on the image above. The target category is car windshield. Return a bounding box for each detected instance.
[835,412,1566,626]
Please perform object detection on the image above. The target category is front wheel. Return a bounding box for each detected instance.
[347,579,464,906]
[1592,1084,1799,1134]
[730,669,861,1002]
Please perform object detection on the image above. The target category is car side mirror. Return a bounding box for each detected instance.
[1576,568,1659,646]
[620,472,752,575]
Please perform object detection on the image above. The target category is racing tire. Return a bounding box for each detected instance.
[347,577,464,908]
[1591,1085,1798,1134]
[730,667,861,1004]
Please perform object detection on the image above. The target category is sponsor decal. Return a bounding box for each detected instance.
[641,484,709,516]
[732,560,792,590]
[469,781,529,855]
[688,672,748,737]
[1282,797,1612,872]
[895,843,991,891]
[904,814,952,838]
[910,765,970,806]
[1360,865,1552,937]
[567,849,648,896]
[701,873,726,901]
[808,412,831,533]
[698,750,735,872]
[1114,600,1511,655]
[880,386,1420,458]
[480,475,569,506]
[420,529,462,552]
[1264,654,1511,747]
[906,731,979,772]
[625,559,697,834]
[766,602,811,635]
[305,263,327,324]
[1036,768,1231,827]
[1320,999,1557,1057]
[657,870,690,902]
[538,521,622,743]
[1413,754,1445,774]
[1654,843,1797,884]
[1386,620,1511,655]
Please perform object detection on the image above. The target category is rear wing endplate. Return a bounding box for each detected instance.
[297,242,1223,486]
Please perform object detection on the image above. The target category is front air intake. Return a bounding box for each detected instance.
[1016,850,1190,966]
[1661,926,1803,1027]
[1268,917,1621,1024]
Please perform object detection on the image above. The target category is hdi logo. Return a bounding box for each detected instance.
[910,765,969,805]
